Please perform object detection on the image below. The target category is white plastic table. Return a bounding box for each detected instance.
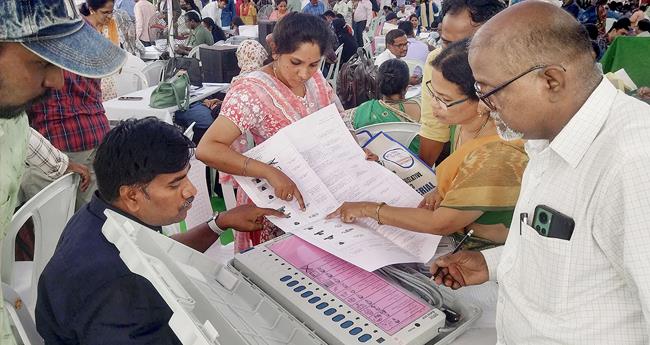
[103,83,229,124]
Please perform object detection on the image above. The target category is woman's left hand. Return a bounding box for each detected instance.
[327,202,376,223]
[418,189,442,210]
[364,148,379,161]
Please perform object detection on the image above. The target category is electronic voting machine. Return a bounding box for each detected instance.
[103,210,481,345]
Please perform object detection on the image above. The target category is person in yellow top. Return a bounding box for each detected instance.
[240,0,258,25]
[418,0,505,167]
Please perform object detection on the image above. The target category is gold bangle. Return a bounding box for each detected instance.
[242,157,251,176]
[376,202,386,225]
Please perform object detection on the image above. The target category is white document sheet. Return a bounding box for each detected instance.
[234,104,441,271]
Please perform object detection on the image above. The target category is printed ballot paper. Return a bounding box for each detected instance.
[234,104,441,271]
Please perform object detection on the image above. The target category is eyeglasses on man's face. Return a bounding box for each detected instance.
[425,80,469,110]
[474,64,566,111]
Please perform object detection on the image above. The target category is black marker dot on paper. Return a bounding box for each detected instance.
[268,195,274,200]
[324,235,334,240]
[338,242,345,245]
[260,186,267,191]
[294,222,300,225]
[315,231,324,236]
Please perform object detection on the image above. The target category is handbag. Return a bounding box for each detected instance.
[149,73,190,111]
[163,56,203,87]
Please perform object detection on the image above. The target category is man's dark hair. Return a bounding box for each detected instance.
[398,21,414,36]
[324,10,336,18]
[610,17,631,32]
[94,118,195,202]
[641,5,648,11]
[273,12,332,55]
[378,59,410,96]
[185,11,201,23]
[231,16,245,27]
[638,19,650,32]
[386,29,406,45]
[432,38,478,100]
[440,0,506,24]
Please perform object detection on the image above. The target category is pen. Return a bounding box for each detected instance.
[431,229,474,281]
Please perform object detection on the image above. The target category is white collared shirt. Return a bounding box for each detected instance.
[374,48,397,67]
[482,78,650,344]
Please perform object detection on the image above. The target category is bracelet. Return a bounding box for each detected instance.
[241,157,251,176]
[376,202,386,225]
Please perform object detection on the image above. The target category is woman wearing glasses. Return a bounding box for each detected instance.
[329,39,528,251]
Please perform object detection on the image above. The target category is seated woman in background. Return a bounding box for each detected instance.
[230,16,245,35]
[197,13,344,251]
[269,0,289,21]
[202,17,227,42]
[332,18,358,64]
[330,39,528,251]
[346,59,421,153]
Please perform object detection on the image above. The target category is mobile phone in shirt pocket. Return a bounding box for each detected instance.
[532,205,575,241]
[517,221,574,313]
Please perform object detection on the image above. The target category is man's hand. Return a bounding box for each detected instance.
[430,250,489,290]
[217,205,286,232]
[66,162,90,192]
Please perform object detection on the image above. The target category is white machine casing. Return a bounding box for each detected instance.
[102,210,481,345]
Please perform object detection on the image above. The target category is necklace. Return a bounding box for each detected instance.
[455,116,490,150]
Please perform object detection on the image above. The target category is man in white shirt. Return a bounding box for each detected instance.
[431,2,650,344]
[134,0,158,46]
[397,20,428,64]
[201,0,222,27]
[333,0,354,26]
[353,0,374,46]
[375,29,421,84]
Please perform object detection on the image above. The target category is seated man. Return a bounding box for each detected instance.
[175,11,215,56]
[375,29,422,85]
[36,118,284,344]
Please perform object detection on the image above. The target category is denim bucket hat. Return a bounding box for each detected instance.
[0,0,127,78]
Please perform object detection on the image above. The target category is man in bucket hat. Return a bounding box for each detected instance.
[0,1,126,343]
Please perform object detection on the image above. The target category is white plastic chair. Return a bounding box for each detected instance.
[183,121,196,141]
[325,45,345,91]
[354,122,421,147]
[114,68,149,96]
[2,173,79,318]
[141,60,166,86]
[3,283,43,345]
[188,43,210,61]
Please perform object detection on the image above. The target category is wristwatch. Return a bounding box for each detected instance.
[207,211,225,236]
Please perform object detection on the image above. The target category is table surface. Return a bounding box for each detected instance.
[103,83,229,124]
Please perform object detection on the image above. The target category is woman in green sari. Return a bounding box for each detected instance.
[329,39,528,251]
[347,59,421,153]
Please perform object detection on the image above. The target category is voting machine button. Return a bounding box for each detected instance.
[358,334,372,342]
[287,280,299,287]
[280,275,292,282]
[301,291,313,298]
[340,320,354,329]
[308,296,321,304]
[349,327,363,335]
[316,302,329,310]
[332,314,345,322]
[293,285,306,292]
[324,308,336,316]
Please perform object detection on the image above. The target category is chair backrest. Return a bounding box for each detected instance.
[188,43,210,61]
[325,45,345,91]
[3,283,43,345]
[183,121,196,140]
[257,4,274,19]
[2,173,79,317]
[114,68,149,96]
[354,122,421,147]
[141,60,166,86]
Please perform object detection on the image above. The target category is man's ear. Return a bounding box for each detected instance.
[118,185,143,214]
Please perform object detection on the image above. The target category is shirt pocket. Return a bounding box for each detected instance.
[516,221,573,314]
